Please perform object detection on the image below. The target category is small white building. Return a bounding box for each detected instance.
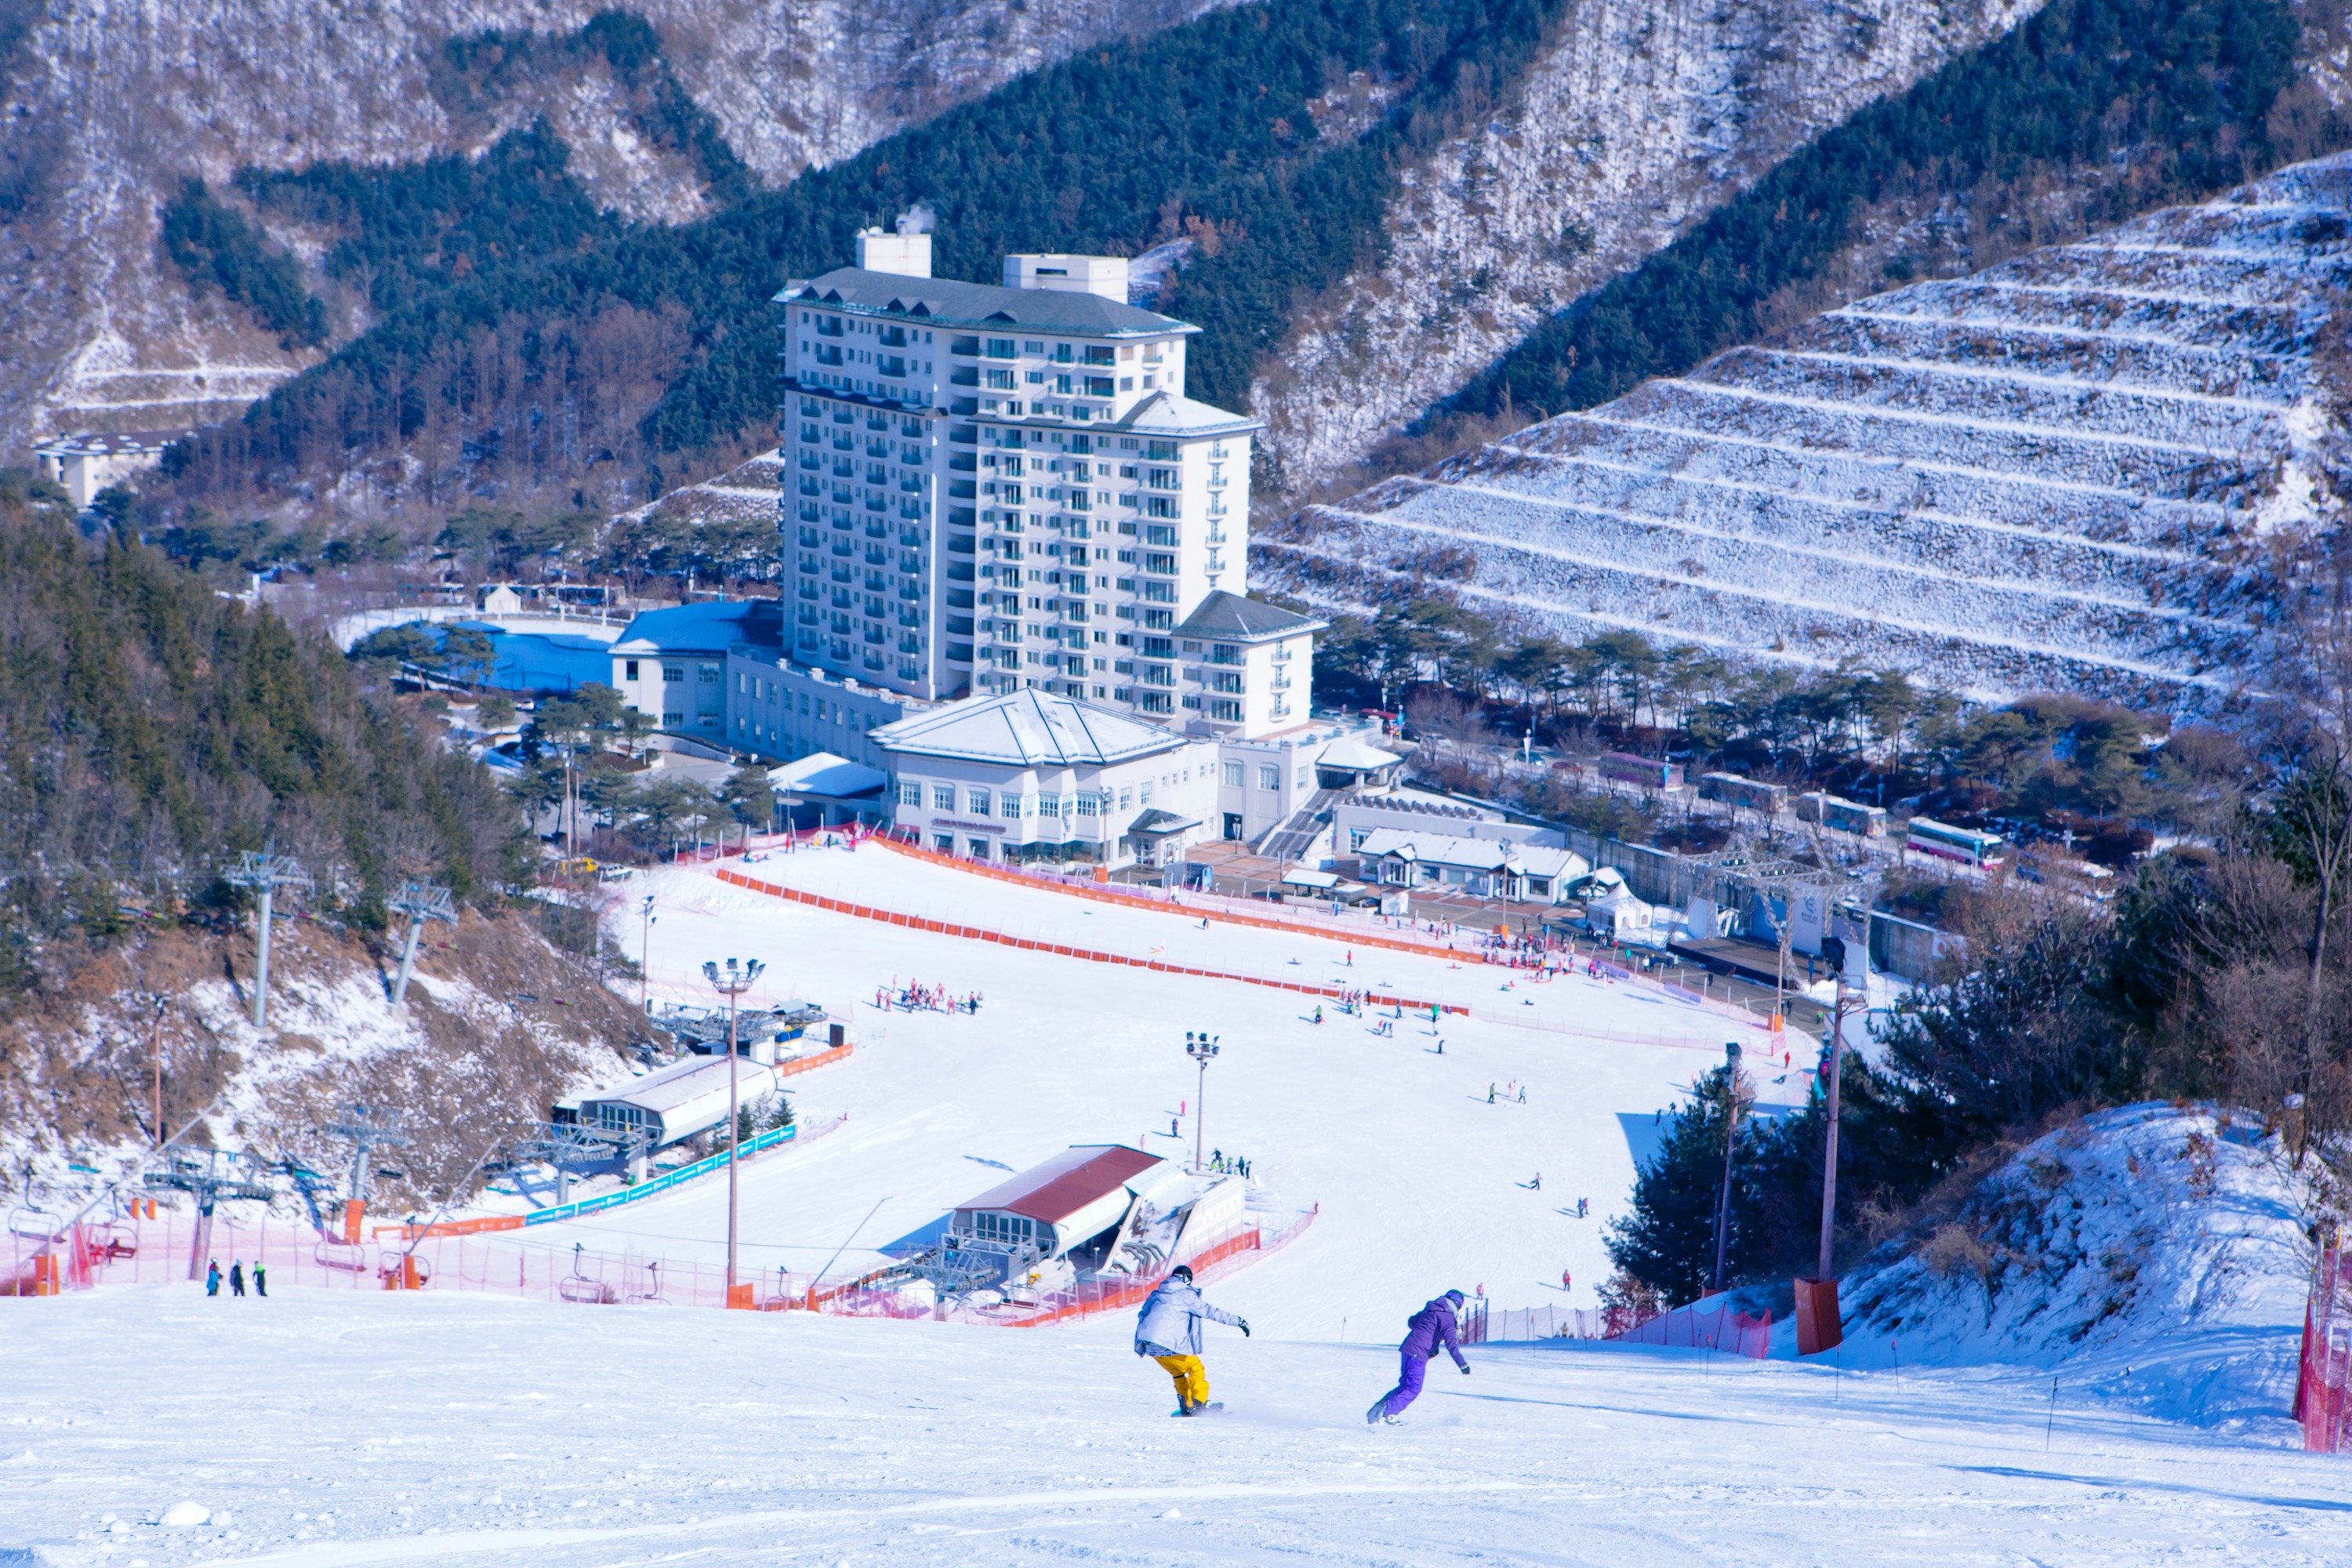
[873,687,1215,868]
[34,430,183,508]
[1355,827,1588,905]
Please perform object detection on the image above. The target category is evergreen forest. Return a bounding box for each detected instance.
[0,474,525,996]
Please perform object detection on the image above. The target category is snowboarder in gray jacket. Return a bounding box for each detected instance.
[1367,1290,1471,1425]
[1134,1264,1249,1416]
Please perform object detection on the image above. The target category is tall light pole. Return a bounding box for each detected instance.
[639,895,656,1012]
[1710,1041,1743,1294]
[1185,1030,1220,1172]
[704,956,764,1304]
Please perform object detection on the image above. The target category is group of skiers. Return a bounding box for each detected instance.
[1134,1269,1470,1425]
[204,1258,265,1298]
[875,980,982,1014]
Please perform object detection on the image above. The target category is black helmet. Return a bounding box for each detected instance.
[1170,1263,1194,1282]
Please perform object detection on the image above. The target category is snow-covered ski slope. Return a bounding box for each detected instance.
[524,848,1809,1336]
[9,1284,2351,1567]
[1265,154,2352,710]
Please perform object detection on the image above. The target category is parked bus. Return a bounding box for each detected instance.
[1795,790,1888,838]
[1698,772,1788,814]
[1904,817,2005,867]
[1596,752,1684,791]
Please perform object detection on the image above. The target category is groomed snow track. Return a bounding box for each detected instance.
[1262,154,2352,710]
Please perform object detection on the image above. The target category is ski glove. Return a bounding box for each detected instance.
[1240,1319,1251,1337]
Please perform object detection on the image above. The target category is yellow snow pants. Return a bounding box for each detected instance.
[1153,1353,1210,1406]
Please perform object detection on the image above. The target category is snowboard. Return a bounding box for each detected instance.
[1174,1401,1225,1417]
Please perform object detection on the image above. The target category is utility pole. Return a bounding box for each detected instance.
[326,1105,411,1243]
[145,994,169,1145]
[1817,938,1853,1281]
[223,848,310,1029]
[387,881,456,1008]
[1185,1030,1220,1172]
[1711,1040,1744,1294]
[640,895,656,1012]
[703,956,764,1305]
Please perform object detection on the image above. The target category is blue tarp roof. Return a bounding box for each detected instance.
[614,600,771,651]
[424,622,615,695]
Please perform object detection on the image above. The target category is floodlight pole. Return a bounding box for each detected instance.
[704,956,764,1300]
[1711,1041,1743,1294]
[224,848,310,1029]
[387,881,456,1008]
[1185,1030,1220,1173]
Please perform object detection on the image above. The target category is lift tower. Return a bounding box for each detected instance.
[386,882,456,1008]
[223,848,310,1028]
[326,1105,412,1243]
[143,1149,274,1282]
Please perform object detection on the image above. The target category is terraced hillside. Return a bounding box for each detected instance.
[1260,154,2352,711]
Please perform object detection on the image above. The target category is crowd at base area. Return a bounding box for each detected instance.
[877,979,982,1014]
[202,1260,266,1298]
[1131,1269,1472,1425]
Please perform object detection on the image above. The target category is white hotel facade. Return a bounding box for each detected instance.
[774,223,1319,739]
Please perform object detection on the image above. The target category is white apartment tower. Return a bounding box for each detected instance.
[775,222,1319,735]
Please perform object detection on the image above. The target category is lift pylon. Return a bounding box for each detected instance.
[223,848,310,1028]
[387,882,456,1008]
[325,1105,411,1243]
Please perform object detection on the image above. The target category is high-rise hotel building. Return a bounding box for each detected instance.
[774,223,1319,737]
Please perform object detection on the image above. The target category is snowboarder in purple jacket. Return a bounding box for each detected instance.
[1366,1290,1471,1424]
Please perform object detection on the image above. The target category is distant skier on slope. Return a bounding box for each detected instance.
[1134,1263,1250,1417]
[1367,1290,1472,1425]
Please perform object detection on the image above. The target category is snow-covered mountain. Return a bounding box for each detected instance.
[1250,0,2047,495]
[0,0,1232,456]
[1258,154,2352,710]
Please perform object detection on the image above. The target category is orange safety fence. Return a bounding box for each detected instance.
[714,867,1471,1016]
[867,831,1497,965]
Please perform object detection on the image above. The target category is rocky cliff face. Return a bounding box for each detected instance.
[1250,0,2046,501]
[0,0,1229,459]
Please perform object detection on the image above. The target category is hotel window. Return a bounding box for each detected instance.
[967,786,992,815]
[897,781,920,805]
[1223,761,1243,787]
[933,784,955,811]
[1259,765,1279,790]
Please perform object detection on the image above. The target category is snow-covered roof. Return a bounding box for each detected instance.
[1280,869,1341,889]
[1116,390,1264,439]
[1355,829,1511,872]
[34,429,186,457]
[579,1054,777,1117]
[1355,829,1584,879]
[1174,590,1323,642]
[768,751,887,798]
[954,1145,1167,1226]
[1316,735,1403,772]
[873,689,1189,767]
